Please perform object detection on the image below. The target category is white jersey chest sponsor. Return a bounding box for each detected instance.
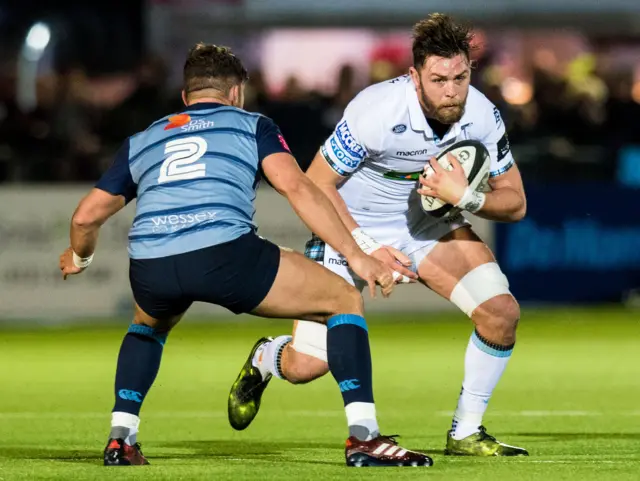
[366,121,474,178]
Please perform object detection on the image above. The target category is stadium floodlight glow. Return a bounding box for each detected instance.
[26,22,51,52]
[17,21,51,111]
[23,22,51,62]
[501,77,533,106]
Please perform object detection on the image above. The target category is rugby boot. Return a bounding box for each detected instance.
[345,434,433,467]
[228,337,273,430]
[103,438,149,465]
[444,426,528,456]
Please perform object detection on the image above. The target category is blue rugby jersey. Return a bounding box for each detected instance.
[96,102,290,259]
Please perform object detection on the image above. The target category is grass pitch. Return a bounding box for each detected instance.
[0,307,639,480]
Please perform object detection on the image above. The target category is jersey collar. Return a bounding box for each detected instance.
[184,102,228,111]
[406,80,432,136]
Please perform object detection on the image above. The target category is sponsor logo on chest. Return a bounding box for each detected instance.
[391,135,445,162]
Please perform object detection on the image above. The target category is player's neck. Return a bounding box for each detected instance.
[187,97,233,107]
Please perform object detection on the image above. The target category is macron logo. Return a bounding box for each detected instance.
[396,149,429,157]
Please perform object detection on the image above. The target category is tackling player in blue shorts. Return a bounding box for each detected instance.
[58,43,432,468]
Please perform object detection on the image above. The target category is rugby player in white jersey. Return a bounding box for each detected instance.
[229,13,528,456]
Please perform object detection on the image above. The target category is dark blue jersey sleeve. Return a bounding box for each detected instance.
[256,116,291,162]
[95,138,137,204]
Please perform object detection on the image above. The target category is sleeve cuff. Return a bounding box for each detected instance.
[321,146,351,177]
[489,158,515,178]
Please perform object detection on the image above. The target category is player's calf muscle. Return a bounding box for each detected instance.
[281,346,329,384]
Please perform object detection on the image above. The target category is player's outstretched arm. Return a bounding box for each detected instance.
[59,189,126,279]
[261,152,395,298]
[306,150,360,232]
[307,150,417,283]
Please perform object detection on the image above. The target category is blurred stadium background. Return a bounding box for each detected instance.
[1,0,639,321]
[0,2,639,479]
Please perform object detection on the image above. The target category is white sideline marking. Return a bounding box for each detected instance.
[0,410,344,420]
[435,410,632,417]
[1,409,639,420]
[516,411,599,417]
[529,460,623,464]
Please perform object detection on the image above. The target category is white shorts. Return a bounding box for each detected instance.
[295,212,468,362]
[304,212,469,289]
[293,212,516,363]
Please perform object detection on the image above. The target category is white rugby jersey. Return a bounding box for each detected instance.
[321,75,514,223]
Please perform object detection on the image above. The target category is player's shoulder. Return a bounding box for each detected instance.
[128,106,267,157]
[348,75,409,114]
[465,86,497,118]
[464,86,503,135]
[344,75,411,135]
[145,105,263,132]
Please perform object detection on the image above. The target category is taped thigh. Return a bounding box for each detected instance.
[450,262,511,317]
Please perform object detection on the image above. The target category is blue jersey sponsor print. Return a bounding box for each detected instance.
[95,103,290,259]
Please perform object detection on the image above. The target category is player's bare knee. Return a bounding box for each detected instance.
[337,284,364,316]
[132,306,180,334]
[450,262,516,340]
[473,295,520,344]
[281,346,329,384]
[325,281,364,321]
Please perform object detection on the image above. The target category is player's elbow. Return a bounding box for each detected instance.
[509,198,527,222]
[280,175,313,199]
[72,208,101,230]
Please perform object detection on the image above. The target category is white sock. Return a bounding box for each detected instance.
[252,335,291,381]
[451,330,514,440]
[346,402,379,441]
[111,412,140,446]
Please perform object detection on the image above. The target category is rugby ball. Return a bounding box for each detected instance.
[420,139,491,218]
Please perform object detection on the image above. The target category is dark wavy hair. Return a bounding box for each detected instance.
[412,14,475,68]
[183,43,249,96]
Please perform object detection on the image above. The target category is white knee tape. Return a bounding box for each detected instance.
[449,262,511,318]
[291,320,328,363]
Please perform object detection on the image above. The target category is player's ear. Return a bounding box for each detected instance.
[181,90,188,106]
[236,83,246,109]
[229,84,242,108]
[409,66,421,89]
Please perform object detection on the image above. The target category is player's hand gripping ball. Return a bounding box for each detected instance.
[418,139,491,218]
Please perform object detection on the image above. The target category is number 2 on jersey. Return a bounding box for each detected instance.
[158,136,207,184]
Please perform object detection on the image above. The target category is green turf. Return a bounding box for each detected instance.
[0,307,639,480]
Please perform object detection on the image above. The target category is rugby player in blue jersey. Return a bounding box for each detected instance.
[58,43,432,468]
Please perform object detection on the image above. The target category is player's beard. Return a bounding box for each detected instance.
[418,78,466,125]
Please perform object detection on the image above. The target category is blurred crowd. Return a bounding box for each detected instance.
[0,51,638,183]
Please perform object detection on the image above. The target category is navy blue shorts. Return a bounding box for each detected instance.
[129,232,280,319]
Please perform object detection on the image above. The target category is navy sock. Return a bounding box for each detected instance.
[112,324,167,417]
[326,314,374,406]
